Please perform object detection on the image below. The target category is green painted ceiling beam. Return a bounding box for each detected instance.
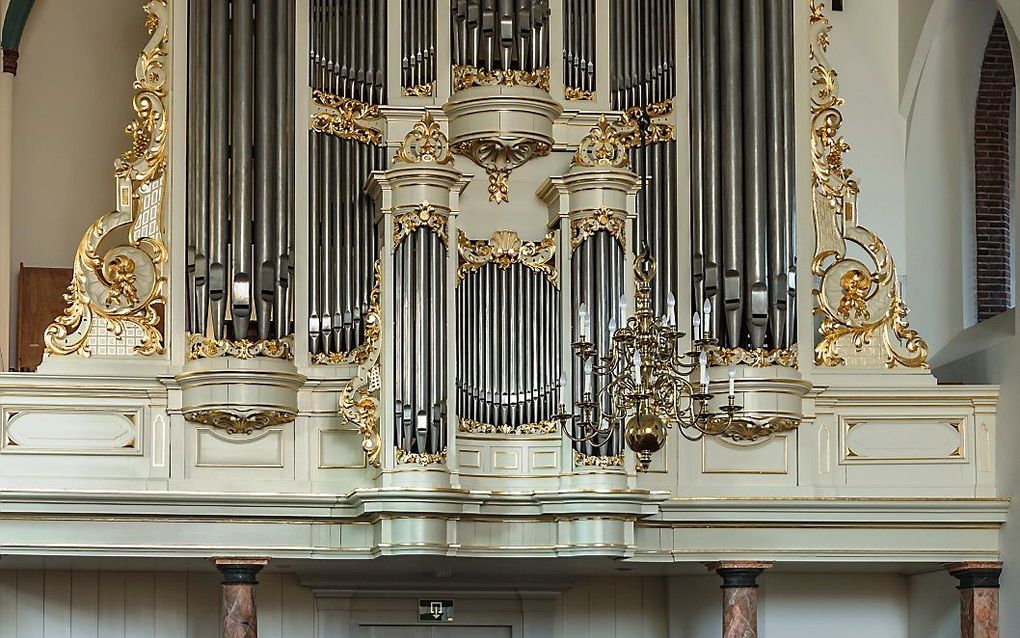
[1,0,36,51]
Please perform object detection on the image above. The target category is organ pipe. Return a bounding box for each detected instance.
[451,0,551,72]
[690,0,797,351]
[563,0,595,98]
[307,0,388,360]
[403,0,438,95]
[186,0,294,341]
[610,0,675,111]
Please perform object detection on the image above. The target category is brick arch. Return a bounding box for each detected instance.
[975,12,1016,321]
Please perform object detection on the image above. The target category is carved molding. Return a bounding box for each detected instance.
[705,415,801,444]
[452,65,551,92]
[451,138,552,204]
[402,83,435,97]
[564,86,595,101]
[809,0,928,368]
[393,111,454,165]
[573,450,624,469]
[185,409,294,436]
[458,419,559,436]
[569,207,627,253]
[395,447,448,466]
[707,347,799,369]
[310,91,383,145]
[186,334,295,361]
[618,98,676,147]
[572,115,630,169]
[457,229,558,287]
[44,0,169,358]
[393,202,449,250]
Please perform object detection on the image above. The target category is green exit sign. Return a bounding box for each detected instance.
[418,599,454,623]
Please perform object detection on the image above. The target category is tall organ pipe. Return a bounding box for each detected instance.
[451,0,549,73]
[690,0,797,351]
[187,0,294,342]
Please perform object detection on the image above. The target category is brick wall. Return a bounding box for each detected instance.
[975,13,1015,321]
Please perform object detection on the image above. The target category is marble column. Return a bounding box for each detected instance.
[947,561,1002,638]
[706,561,773,638]
[214,557,269,638]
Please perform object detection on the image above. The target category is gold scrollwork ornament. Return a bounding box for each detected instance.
[457,229,558,286]
[310,91,383,145]
[185,334,295,361]
[618,98,676,147]
[337,260,386,466]
[458,419,558,436]
[573,450,625,469]
[393,202,449,249]
[570,207,627,252]
[809,0,927,368]
[45,0,169,358]
[395,447,448,466]
[451,138,552,204]
[453,65,551,92]
[572,115,630,169]
[393,111,454,165]
[707,347,799,369]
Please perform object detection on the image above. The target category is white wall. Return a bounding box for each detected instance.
[668,573,925,638]
[896,0,1020,633]
[7,0,143,364]
[826,1,910,274]
[0,570,314,638]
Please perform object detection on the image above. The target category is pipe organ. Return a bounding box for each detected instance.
[50,0,844,476]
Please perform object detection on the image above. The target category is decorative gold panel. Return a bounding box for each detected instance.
[571,115,630,169]
[458,418,558,436]
[453,65,551,92]
[310,91,383,145]
[618,98,676,147]
[186,335,294,361]
[809,0,928,368]
[457,230,558,286]
[395,447,448,466]
[393,111,454,165]
[707,347,798,369]
[570,207,627,253]
[44,0,169,357]
[573,450,624,469]
[393,203,449,249]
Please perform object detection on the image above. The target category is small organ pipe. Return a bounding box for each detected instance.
[743,0,768,348]
[254,0,278,341]
[765,0,788,348]
[206,0,230,339]
[720,0,744,348]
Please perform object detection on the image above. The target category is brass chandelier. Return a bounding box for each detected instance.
[555,253,744,471]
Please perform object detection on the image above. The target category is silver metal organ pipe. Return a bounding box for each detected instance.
[743,0,769,349]
[187,0,210,336]
[231,0,255,339]
[690,0,797,351]
[719,0,745,348]
[207,0,230,340]
[689,0,705,319]
[254,0,278,342]
[782,0,797,347]
[765,0,788,349]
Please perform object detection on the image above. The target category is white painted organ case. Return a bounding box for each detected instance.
[0,0,1000,557]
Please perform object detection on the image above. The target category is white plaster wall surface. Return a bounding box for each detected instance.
[897,0,1020,633]
[7,0,143,364]
[668,573,917,638]
[826,1,910,278]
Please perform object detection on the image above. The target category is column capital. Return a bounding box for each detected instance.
[947,562,1003,589]
[213,557,270,585]
[706,561,774,588]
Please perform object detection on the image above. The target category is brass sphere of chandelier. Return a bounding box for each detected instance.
[555,252,745,471]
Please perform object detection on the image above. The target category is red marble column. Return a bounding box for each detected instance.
[214,557,269,638]
[947,562,1002,638]
[706,561,773,638]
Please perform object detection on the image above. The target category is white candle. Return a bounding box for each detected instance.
[692,312,702,341]
[703,299,712,338]
[699,351,708,388]
[583,361,593,395]
[619,295,629,318]
[666,292,676,325]
[578,303,590,340]
[608,317,617,341]
[633,350,642,383]
[728,363,736,397]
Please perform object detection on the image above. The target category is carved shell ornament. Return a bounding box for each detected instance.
[457,229,558,286]
[808,0,928,368]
